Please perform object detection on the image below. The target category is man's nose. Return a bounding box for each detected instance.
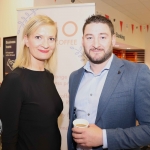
[93,39,100,48]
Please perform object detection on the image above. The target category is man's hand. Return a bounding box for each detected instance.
[72,124,103,148]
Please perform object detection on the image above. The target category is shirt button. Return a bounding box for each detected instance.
[88,113,90,116]
[90,94,92,96]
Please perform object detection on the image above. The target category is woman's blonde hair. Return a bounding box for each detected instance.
[13,15,57,72]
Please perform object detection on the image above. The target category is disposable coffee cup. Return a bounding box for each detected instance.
[73,119,89,128]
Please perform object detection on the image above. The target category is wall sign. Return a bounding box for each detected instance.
[3,36,17,78]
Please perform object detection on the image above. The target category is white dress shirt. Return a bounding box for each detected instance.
[74,54,113,150]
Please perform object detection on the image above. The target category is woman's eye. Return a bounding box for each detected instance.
[49,38,55,41]
[35,36,41,39]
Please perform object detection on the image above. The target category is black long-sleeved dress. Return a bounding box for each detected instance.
[0,67,63,150]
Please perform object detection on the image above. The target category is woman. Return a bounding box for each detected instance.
[0,15,63,150]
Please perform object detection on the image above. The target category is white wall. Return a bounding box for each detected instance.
[145,31,150,67]
[0,0,34,82]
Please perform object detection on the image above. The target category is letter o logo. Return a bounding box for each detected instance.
[62,21,78,37]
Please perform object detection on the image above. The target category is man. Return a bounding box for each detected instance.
[67,15,150,150]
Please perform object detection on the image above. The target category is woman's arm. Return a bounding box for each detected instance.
[0,73,22,150]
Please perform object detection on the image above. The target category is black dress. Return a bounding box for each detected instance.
[0,67,63,150]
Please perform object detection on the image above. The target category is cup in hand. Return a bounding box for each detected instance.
[73,119,89,128]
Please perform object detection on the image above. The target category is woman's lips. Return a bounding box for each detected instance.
[39,50,49,53]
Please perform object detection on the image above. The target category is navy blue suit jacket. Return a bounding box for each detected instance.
[67,55,150,150]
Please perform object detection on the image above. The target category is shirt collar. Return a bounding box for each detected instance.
[84,54,114,75]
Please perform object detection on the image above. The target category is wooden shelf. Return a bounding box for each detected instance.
[113,49,145,63]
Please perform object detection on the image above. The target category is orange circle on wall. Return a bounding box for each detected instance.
[62,21,78,37]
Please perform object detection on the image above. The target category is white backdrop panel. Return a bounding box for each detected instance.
[17,4,95,149]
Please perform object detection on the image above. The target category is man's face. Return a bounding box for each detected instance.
[82,22,116,64]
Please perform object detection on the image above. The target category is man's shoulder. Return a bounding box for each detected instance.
[111,56,150,75]
[112,54,148,70]
[122,59,149,71]
[70,67,84,77]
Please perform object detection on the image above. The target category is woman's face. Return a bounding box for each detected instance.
[24,24,57,64]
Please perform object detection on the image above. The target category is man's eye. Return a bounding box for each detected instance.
[87,37,92,39]
[101,37,106,39]
[35,36,41,39]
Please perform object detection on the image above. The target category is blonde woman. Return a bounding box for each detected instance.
[0,15,63,150]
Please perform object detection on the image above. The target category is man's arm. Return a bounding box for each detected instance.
[106,64,150,150]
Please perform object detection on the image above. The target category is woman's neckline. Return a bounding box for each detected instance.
[22,67,46,72]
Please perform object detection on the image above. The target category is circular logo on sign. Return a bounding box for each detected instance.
[62,21,78,37]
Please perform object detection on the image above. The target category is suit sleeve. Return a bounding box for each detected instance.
[67,72,77,150]
[106,65,150,149]
[0,73,22,150]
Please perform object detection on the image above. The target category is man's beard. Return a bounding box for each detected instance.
[84,46,113,64]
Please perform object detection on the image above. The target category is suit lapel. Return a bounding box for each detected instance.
[95,55,124,123]
[70,68,85,120]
